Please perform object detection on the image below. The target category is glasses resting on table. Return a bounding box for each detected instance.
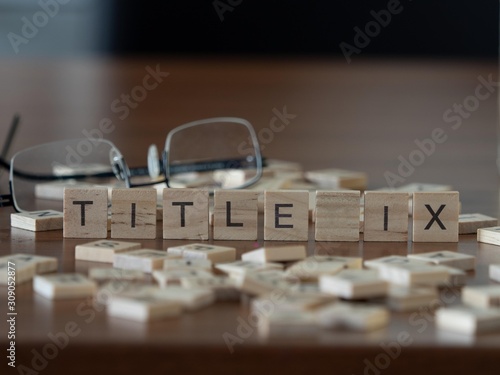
[0,117,263,213]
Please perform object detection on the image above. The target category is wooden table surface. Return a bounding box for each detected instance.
[1,57,499,374]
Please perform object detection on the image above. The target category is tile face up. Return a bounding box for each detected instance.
[408,250,475,271]
[412,192,459,242]
[11,210,63,232]
[163,189,209,240]
[33,273,97,300]
[75,240,141,263]
[477,227,500,246]
[458,213,497,234]
[241,245,306,263]
[213,190,259,240]
[64,187,108,238]
[363,192,408,242]
[113,249,181,273]
[111,189,157,239]
[315,191,360,242]
[319,269,389,299]
[167,243,236,263]
[264,190,309,241]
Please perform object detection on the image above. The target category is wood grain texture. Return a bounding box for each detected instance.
[315,191,360,241]
[363,191,408,242]
[264,190,309,241]
[111,188,157,239]
[163,189,209,240]
[213,190,259,240]
[10,210,63,232]
[63,187,108,238]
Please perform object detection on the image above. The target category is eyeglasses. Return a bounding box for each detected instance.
[0,117,263,213]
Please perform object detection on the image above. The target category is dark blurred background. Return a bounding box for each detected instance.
[0,0,498,59]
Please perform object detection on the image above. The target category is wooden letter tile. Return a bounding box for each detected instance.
[459,213,497,234]
[167,243,236,263]
[11,210,63,232]
[490,264,500,282]
[264,190,309,241]
[315,191,360,241]
[75,240,141,263]
[241,245,306,263]
[477,226,500,246]
[163,189,209,240]
[408,250,475,271]
[213,190,259,240]
[113,249,180,273]
[111,188,157,239]
[436,306,500,335]
[462,285,500,309]
[412,192,459,242]
[63,187,108,238]
[363,191,408,242]
[319,269,388,299]
[33,273,97,300]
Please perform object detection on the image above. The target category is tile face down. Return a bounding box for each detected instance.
[11,210,63,232]
[264,190,309,241]
[363,191,408,242]
[111,189,157,239]
[163,189,209,240]
[315,191,360,242]
[412,192,459,242]
[213,190,259,240]
[64,187,108,238]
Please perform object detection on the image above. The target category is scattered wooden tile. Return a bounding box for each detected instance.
[363,191,408,242]
[462,285,500,309]
[75,240,141,263]
[253,294,334,314]
[477,226,500,246]
[181,276,241,301]
[111,188,157,239]
[107,293,183,322]
[35,181,94,200]
[215,260,283,276]
[257,310,319,338]
[315,191,360,241]
[63,187,108,238]
[97,281,157,304]
[162,188,209,240]
[264,190,309,241]
[167,243,236,263]
[436,306,500,335]
[386,285,438,312]
[490,264,500,282]
[10,210,63,232]
[213,190,259,240]
[305,169,367,190]
[412,192,459,242]
[33,273,97,299]
[316,302,389,331]
[113,249,181,273]
[459,213,497,234]
[163,258,213,271]
[88,268,146,282]
[408,250,475,271]
[319,269,388,299]
[285,257,346,280]
[377,262,450,287]
[0,256,36,285]
[364,255,427,270]
[437,265,467,287]
[4,253,58,274]
[241,245,306,263]
[152,286,216,311]
[233,270,295,296]
[152,269,214,288]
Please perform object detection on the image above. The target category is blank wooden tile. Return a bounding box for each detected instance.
[33,273,97,299]
[477,226,500,246]
[75,240,141,263]
[319,269,388,299]
[377,262,450,287]
[163,258,212,271]
[152,269,214,288]
[215,260,283,276]
[107,293,183,322]
[363,191,408,242]
[459,213,498,234]
[113,249,181,273]
[88,268,146,282]
[386,286,438,312]
[213,190,259,240]
[111,189,157,239]
[316,302,389,331]
[264,190,309,241]
[436,306,500,335]
[167,243,236,263]
[241,245,306,263]
[315,191,360,241]
[408,250,475,271]
[63,187,108,238]
[305,168,367,190]
[490,264,500,282]
[163,189,209,240]
[11,210,63,232]
[0,256,36,285]
[463,285,500,309]
[412,192,459,242]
